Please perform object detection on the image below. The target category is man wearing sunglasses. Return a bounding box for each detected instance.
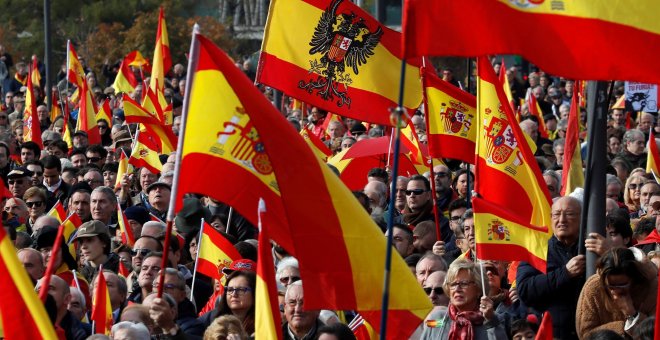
[126,236,163,295]
[86,144,108,169]
[7,166,33,199]
[423,270,448,307]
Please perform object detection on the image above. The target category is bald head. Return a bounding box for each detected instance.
[33,215,60,235]
[17,248,45,282]
[424,270,448,306]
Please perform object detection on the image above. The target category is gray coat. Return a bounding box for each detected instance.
[420,307,507,340]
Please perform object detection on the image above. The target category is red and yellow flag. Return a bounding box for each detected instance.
[129,128,163,175]
[75,80,102,145]
[401,118,429,174]
[349,314,378,340]
[150,7,171,92]
[527,93,549,139]
[423,67,477,164]
[180,34,431,337]
[91,270,113,335]
[300,126,332,161]
[258,0,423,127]
[31,55,42,87]
[561,85,584,196]
[63,213,83,259]
[647,129,660,178]
[112,52,140,95]
[126,50,150,68]
[0,224,58,339]
[115,149,132,190]
[403,0,660,84]
[23,67,43,148]
[118,261,130,278]
[197,221,241,280]
[123,94,177,153]
[67,41,86,87]
[47,200,67,223]
[117,202,136,247]
[254,200,283,340]
[498,59,515,112]
[473,57,553,273]
[50,91,62,123]
[96,99,113,128]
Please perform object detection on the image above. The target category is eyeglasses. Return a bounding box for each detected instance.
[628,183,642,190]
[423,287,444,295]
[449,280,475,290]
[131,248,151,257]
[224,286,252,296]
[450,215,462,221]
[87,157,101,163]
[406,189,427,196]
[433,172,449,178]
[279,276,300,285]
[8,179,24,185]
[26,201,44,208]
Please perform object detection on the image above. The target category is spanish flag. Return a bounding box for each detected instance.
[197,221,241,281]
[91,269,113,335]
[63,213,83,259]
[117,202,136,247]
[123,94,177,153]
[50,91,62,123]
[67,40,86,87]
[403,0,660,84]
[560,86,584,196]
[179,33,431,337]
[400,118,429,174]
[129,128,163,175]
[254,199,283,340]
[96,99,113,128]
[47,200,67,223]
[149,7,171,92]
[258,0,423,127]
[23,67,43,148]
[527,93,549,139]
[473,57,553,273]
[126,50,150,69]
[115,149,133,190]
[349,314,378,340]
[423,67,477,164]
[75,80,102,145]
[112,52,139,95]
[300,126,332,161]
[647,129,660,179]
[0,225,58,339]
[498,59,515,112]
[31,55,42,87]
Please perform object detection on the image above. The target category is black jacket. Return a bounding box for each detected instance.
[177,298,205,338]
[60,310,92,340]
[516,236,585,340]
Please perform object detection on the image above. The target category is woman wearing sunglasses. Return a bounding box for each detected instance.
[23,186,47,233]
[576,247,657,338]
[623,176,647,218]
[421,259,506,339]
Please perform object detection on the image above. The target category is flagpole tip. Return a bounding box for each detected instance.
[193,24,200,34]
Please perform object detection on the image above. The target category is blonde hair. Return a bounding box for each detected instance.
[623,175,647,209]
[204,315,249,340]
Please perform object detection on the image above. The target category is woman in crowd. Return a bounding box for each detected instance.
[453,169,474,199]
[623,176,646,218]
[576,247,657,338]
[421,259,507,339]
[23,186,47,233]
[212,271,256,335]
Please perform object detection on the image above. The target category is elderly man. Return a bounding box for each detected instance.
[7,166,32,199]
[91,186,117,227]
[283,281,324,340]
[146,182,171,222]
[617,129,647,169]
[120,167,158,208]
[153,268,205,337]
[93,270,128,323]
[423,270,449,307]
[82,168,104,190]
[517,196,585,340]
[640,182,660,215]
[37,275,92,339]
[415,253,447,286]
[363,180,387,212]
[520,118,552,155]
[606,174,623,202]
[17,248,45,284]
[543,170,561,199]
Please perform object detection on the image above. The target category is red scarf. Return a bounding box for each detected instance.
[447,303,484,340]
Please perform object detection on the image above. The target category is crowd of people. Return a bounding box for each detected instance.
[0,38,659,340]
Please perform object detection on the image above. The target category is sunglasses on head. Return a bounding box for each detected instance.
[406,189,427,196]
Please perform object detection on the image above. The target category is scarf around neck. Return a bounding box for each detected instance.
[447,303,484,340]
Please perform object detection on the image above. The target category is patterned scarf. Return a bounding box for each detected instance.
[447,303,484,340]
[402,199,434,225]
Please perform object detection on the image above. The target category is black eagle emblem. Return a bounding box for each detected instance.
[298,0,383,108]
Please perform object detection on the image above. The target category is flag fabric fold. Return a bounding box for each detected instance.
[150,7,172,92]
[423,67,477,164]
[561,85,584,196]
[300,126,332,161]
[67,41,86,87]
[46,200,67,223]
[473,57,553,273]
[23,67,43,148]
[258,0,423,126]
[91,269,113,335]
[254,199,283,340]
[112,53,139,94]
[180,33,431,338]
[129,128,164,174]
[96,99,113,128]
[75,80,102,145]
[197,221,242,280]
[117,202,136,247]
[123,95,177,153]
[402,0,660,84]
[647,129,660,180]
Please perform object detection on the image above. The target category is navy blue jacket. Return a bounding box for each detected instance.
[516,236,585,340]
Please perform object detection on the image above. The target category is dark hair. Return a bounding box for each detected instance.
[0,142,10,158]
[448,198,468,213]
[234,241,257,262]
[597,248,650,303]
[86,144,108,158]
[21,141,41,157]
[102,162,119,173]
[70,148,87,159]
[404,253,422,268]
[24,159,44,171]
[216,271,256,333]
[510,319,538,338]
[317,323,357,340]
[136,235,164,252]
[605,210,632,247]
[367,168,388,182]
[50,140,69,154]
[393,224,413,241]
[634,317,654,340]
[452,169,474,189]
[633,218,656,240]
[41,155,62,172]
[584,329,625,340]
[409,174,431,191]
